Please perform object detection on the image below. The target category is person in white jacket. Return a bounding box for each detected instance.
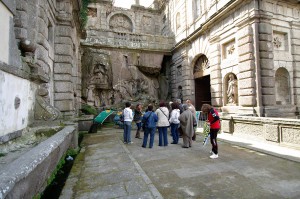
[123,102,133,144]
[155,101,170,146]
[169,102,180,144]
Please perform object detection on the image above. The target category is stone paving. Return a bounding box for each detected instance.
[60,127,300,199]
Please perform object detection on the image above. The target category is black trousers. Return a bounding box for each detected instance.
[210,129,219,154]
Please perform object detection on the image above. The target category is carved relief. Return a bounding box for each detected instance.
[142,16,153,34]
[273,32,287,51]
[223,40,236,60]
[109,14,133,32]
[193,55,209,73]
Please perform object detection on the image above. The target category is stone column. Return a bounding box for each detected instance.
[209,41,222,108]
[291,22,300,116]
[236,23,257,112]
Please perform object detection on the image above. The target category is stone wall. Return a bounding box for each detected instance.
[222,116,300,147]
[0,0,82,142]
[81,0,174,108]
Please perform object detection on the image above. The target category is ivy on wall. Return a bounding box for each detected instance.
[80,0,90,28]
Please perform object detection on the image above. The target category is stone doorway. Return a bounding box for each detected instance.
[194,75,211,110]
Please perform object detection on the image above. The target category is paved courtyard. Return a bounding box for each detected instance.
[60,127,300,199]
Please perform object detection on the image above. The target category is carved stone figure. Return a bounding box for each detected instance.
[227,74,238,105]
[34,84,61,120]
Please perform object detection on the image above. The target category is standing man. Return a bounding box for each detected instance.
[123,102,133,144]
[201,104,220,159]
[179,104,195,148]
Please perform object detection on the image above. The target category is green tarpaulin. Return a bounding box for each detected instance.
[94,110,115,124]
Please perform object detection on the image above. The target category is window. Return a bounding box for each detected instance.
[176,12,181,30]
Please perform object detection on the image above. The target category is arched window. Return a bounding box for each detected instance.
[176,12,181,30]
[275,68,290,105]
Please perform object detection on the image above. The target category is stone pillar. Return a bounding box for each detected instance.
[291,22,300,116]
[236,24,257,110]
[54,0,81,118]
[209,41,222,108]
[258,14,276,116]
[181,54,192,100]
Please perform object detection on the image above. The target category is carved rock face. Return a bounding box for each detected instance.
[81,48,165,108]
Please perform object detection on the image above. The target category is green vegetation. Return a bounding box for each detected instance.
[80,0,90,28]
[0,153,6,157]
[81,104,97,115]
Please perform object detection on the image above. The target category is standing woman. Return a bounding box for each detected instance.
[141,104,158,148]
[123,102,133,144]
[133,104,143,139]
[169,102,180,144]
[201,104,220,159]
[155,101,170,146]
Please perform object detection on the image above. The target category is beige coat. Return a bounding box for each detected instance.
[179,109,194,138]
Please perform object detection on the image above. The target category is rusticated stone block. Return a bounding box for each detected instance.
[261,77,275,87]
[259,34,272,42]
[261,87,275,95]
[237,26,253,38]
[260,59,274,69]
[260,69,274,77]
[239,53,254,62]
[54,93,74,100]
[234,122,264,138]
[54,74,72,81]
[239,88,256,96]
[38,18,48,38]
[54,81,73,92]
[55,55,73,63]
[260,51,273,59]
[238,43,254,56]
[55,100,74,111]
[239,78,255,89]
[239,96,256,106]
[259,41,273,51]
[262,95,276,105]
[54,63,72,74]
[221,120,233,133]
[237,71,255,80]
[238,36,253,47]
[238,60,255,72]
[55,44,72,56]
[259,23,272,34]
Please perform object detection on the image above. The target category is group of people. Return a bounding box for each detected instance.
[122,99,220,159]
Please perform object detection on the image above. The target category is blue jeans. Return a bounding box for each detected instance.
[142,127,156,148]
[170,123,179,143]
[136,122,142,130]
[123,121,132,143]
[158,126,168,146]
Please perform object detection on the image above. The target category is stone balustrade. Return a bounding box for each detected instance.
[82,30,174,52]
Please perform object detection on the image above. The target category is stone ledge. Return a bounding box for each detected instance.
[0,125,77,199]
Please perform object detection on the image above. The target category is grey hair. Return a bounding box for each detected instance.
[176,99,181,103]
[182,104,188,110]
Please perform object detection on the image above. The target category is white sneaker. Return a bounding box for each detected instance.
[210,153,218,159]
[128,142,133,144]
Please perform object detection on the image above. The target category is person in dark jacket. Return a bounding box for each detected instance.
[141,104,158,148]
[201,104,220,159]
[133,104,143,139]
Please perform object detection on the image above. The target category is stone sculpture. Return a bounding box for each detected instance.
[227,74,238,105]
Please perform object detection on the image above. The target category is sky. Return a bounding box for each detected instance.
[113,0,154,9]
